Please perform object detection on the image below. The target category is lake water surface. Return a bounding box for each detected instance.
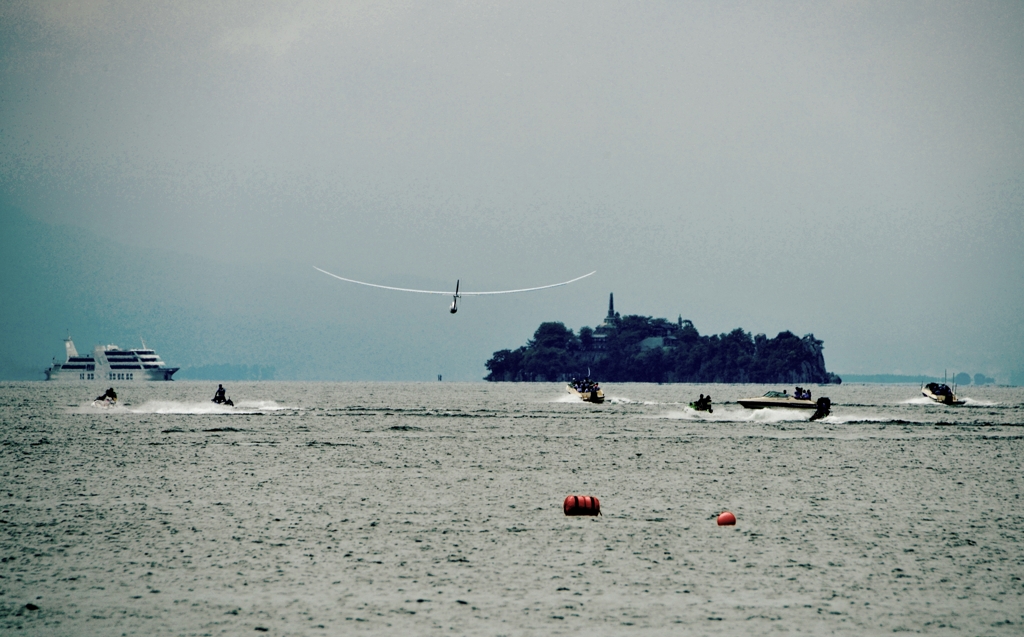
[2,381,1022,635]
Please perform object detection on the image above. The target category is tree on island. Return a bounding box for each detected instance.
[485,307,841,384]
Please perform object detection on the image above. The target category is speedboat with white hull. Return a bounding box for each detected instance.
[45,337,178,381]
[738,390,818,410]
[922,382,964,406]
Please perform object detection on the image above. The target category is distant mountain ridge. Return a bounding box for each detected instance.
[841,373,996,385]
[175,365,277,381]
[485,295,841,384]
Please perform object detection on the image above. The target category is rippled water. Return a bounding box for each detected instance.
[2,381,1022,635]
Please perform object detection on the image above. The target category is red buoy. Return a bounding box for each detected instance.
[564,495,601,516]
[717,511,736,526]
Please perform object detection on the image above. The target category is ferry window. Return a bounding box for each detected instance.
[80,373,84,379]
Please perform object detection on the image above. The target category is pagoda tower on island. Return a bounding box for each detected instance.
[587,293,619,352]
[601,293,618,330]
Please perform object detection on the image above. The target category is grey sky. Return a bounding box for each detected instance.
[2,1,1022,381]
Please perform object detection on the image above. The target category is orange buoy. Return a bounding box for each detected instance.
[564,495,601,516]
[717,511,736,526]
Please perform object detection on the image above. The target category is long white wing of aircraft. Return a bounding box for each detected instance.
[313,266,595,295]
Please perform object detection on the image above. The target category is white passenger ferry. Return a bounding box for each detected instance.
[45,337,179,381]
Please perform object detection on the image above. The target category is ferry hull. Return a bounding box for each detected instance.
[46,368,179,382]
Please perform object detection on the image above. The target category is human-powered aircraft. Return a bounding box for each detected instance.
[313,266,595,314]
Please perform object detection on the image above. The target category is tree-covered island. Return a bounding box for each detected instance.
[485,294,841,384]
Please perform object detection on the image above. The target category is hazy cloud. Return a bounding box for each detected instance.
[2,1,1022,380]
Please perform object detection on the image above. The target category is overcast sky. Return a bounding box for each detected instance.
[2,1,1022,381]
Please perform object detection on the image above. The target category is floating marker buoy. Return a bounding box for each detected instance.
[717,511,736,526]
[564,495,601,516]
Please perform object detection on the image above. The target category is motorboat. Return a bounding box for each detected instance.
[922,382,964,405]
[738,390,817,410]
[567,379,604,403]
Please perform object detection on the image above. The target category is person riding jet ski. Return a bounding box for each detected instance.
[91,387,118,408]
[211,384,233,406]
[689,393,713,413]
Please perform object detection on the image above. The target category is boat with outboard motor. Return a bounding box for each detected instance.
[738,390,818,410]
[45,336,178,381]
[922,382,964,405]
[740,388,832,420]
[567,378,604,403]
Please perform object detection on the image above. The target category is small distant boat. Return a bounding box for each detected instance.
[738,390,817,410]
[922,382,964,405]
[567,378,604,403]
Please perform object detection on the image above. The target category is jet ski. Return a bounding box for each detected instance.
[92,388,118,408]
[689,395,713,413]
[212,384,234,407]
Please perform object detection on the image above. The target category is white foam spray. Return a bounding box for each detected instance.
[961,397,997,406]
[902,397,938,405]
[655,406,816,423]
